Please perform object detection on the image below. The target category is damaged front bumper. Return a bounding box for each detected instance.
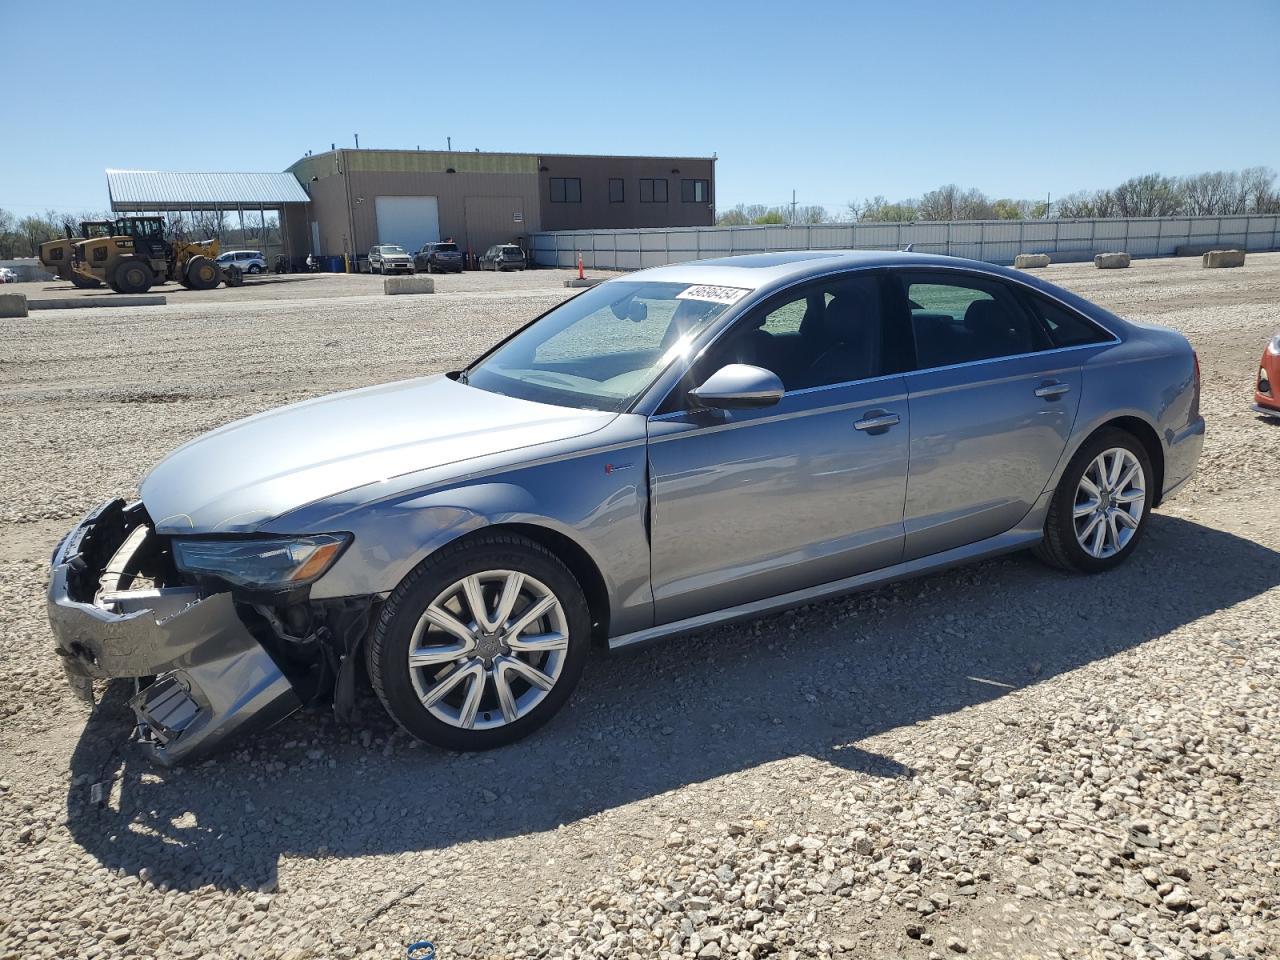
[47,499,302,765]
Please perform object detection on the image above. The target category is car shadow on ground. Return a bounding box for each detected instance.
[65,514,1280,892]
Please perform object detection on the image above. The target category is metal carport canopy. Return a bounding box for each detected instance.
[105,169,310,212]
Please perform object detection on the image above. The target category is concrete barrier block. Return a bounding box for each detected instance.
[384,275,435,295]
[1094,252,1131,269]
[563,278,604,288]
[0,293,28,318]
[28,294,166,310]
[1202,249,1245,269]
[1014,253,1051,269]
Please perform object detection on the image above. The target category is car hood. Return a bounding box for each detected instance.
[140,375,615,534]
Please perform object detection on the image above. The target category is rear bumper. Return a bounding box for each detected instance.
[47,500,300,765]
[1161,415,1205,503]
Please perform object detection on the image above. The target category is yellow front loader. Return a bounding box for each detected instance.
[39,220,115,287]
[71,217,244,294]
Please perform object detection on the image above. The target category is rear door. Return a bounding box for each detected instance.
[891,270,1084,560]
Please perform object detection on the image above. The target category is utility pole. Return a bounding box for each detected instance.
[790,190,797,225]
[354,133,360,149]
[1045,191,1051,219]
[447,136,452,151]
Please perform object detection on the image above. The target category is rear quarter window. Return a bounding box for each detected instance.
[1023,293,1113,348]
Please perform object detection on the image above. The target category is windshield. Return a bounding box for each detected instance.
[465,280,744,411]
[434,243,458,252]
[500,247,523,257]
[382,245,407,255]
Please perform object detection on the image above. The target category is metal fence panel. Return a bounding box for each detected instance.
[533,214,1278,268]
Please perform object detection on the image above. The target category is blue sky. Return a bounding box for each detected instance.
[3,0,1277,216]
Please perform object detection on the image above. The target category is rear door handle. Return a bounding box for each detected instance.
[854,411,901,432]
[1035,381,1071,399]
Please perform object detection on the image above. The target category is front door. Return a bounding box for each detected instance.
[892,270,1084,559]
[647,271,912,624]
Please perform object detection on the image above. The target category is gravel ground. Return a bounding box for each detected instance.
[1,254,1278,960]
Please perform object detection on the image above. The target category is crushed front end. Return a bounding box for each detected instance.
[47,499,373,765]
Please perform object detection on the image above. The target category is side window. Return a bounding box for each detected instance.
[901,274,1046,369]
[1023,293,1112,348]
[668,273,888,408]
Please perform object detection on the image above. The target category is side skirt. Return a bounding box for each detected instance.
[607,526,1044,652]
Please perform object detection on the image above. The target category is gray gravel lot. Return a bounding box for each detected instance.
[1,255,1278,960]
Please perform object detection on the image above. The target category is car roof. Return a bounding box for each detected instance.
[629,250,1032,291]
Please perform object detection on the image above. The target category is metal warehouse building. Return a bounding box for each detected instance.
[286,148,716,261]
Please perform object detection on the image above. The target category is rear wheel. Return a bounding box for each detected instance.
[1035,427,1153,573]
[248,263,262,274]
[112,257,153,294]
[367,533,590,751]
[185,256,219,290]
[69,274,102,289]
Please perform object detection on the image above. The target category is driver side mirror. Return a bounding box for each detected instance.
[688,364,784,410]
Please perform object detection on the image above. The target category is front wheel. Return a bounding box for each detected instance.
[367,533,590,751]
[248,264,262,274]
[1035,428,1153,573]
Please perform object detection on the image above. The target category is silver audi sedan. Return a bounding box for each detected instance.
[48,251,1205,763]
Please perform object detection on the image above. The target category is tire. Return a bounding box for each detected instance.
[1034,427,1154,573]
[248,264,262,274]
[367,532,591,751]
[112,257,153,294]
[185,256,220,290]
[69,274,102,289]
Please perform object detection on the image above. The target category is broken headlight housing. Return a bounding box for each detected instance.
[172,533,351,591]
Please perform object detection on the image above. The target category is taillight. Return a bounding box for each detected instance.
[1191,350,1201,419]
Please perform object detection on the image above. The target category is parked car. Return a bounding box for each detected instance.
[480,244,526,271]
[47,251,1204,763]
[369,245,415,274]
[1253,334,1280,419]
[0,267,17,284]
[415,241,465,274]
[215,250,267,274]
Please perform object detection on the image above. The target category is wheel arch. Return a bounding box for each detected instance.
[458,522,612,646]
[1089,415,1165,506]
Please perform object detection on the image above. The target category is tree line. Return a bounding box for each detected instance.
[715,166,1280,226]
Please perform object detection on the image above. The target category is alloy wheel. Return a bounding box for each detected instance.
[407,570,569,730]
[1073,447,1146,559]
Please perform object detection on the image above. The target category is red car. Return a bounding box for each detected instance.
[1256,335,1280,418]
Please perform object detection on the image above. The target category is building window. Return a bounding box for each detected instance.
[681,179,710,203]
[608,178,625,203]
[639,178,668,203]
[550,177,581,203]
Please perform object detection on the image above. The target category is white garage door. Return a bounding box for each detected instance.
[374,196,440,251]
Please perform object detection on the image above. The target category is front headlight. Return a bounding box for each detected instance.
[172,533,350,590]
[1267,335,1280,356]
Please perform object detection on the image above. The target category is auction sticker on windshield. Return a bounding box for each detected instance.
[676,284,751,306]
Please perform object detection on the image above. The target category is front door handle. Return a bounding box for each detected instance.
[854,411,901,432]
[1034,381,1071,399]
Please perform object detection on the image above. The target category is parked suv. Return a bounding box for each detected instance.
[415,241,464,274]
[481,244,526,271]
[215,250,266,274]
[369,245,415,274]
